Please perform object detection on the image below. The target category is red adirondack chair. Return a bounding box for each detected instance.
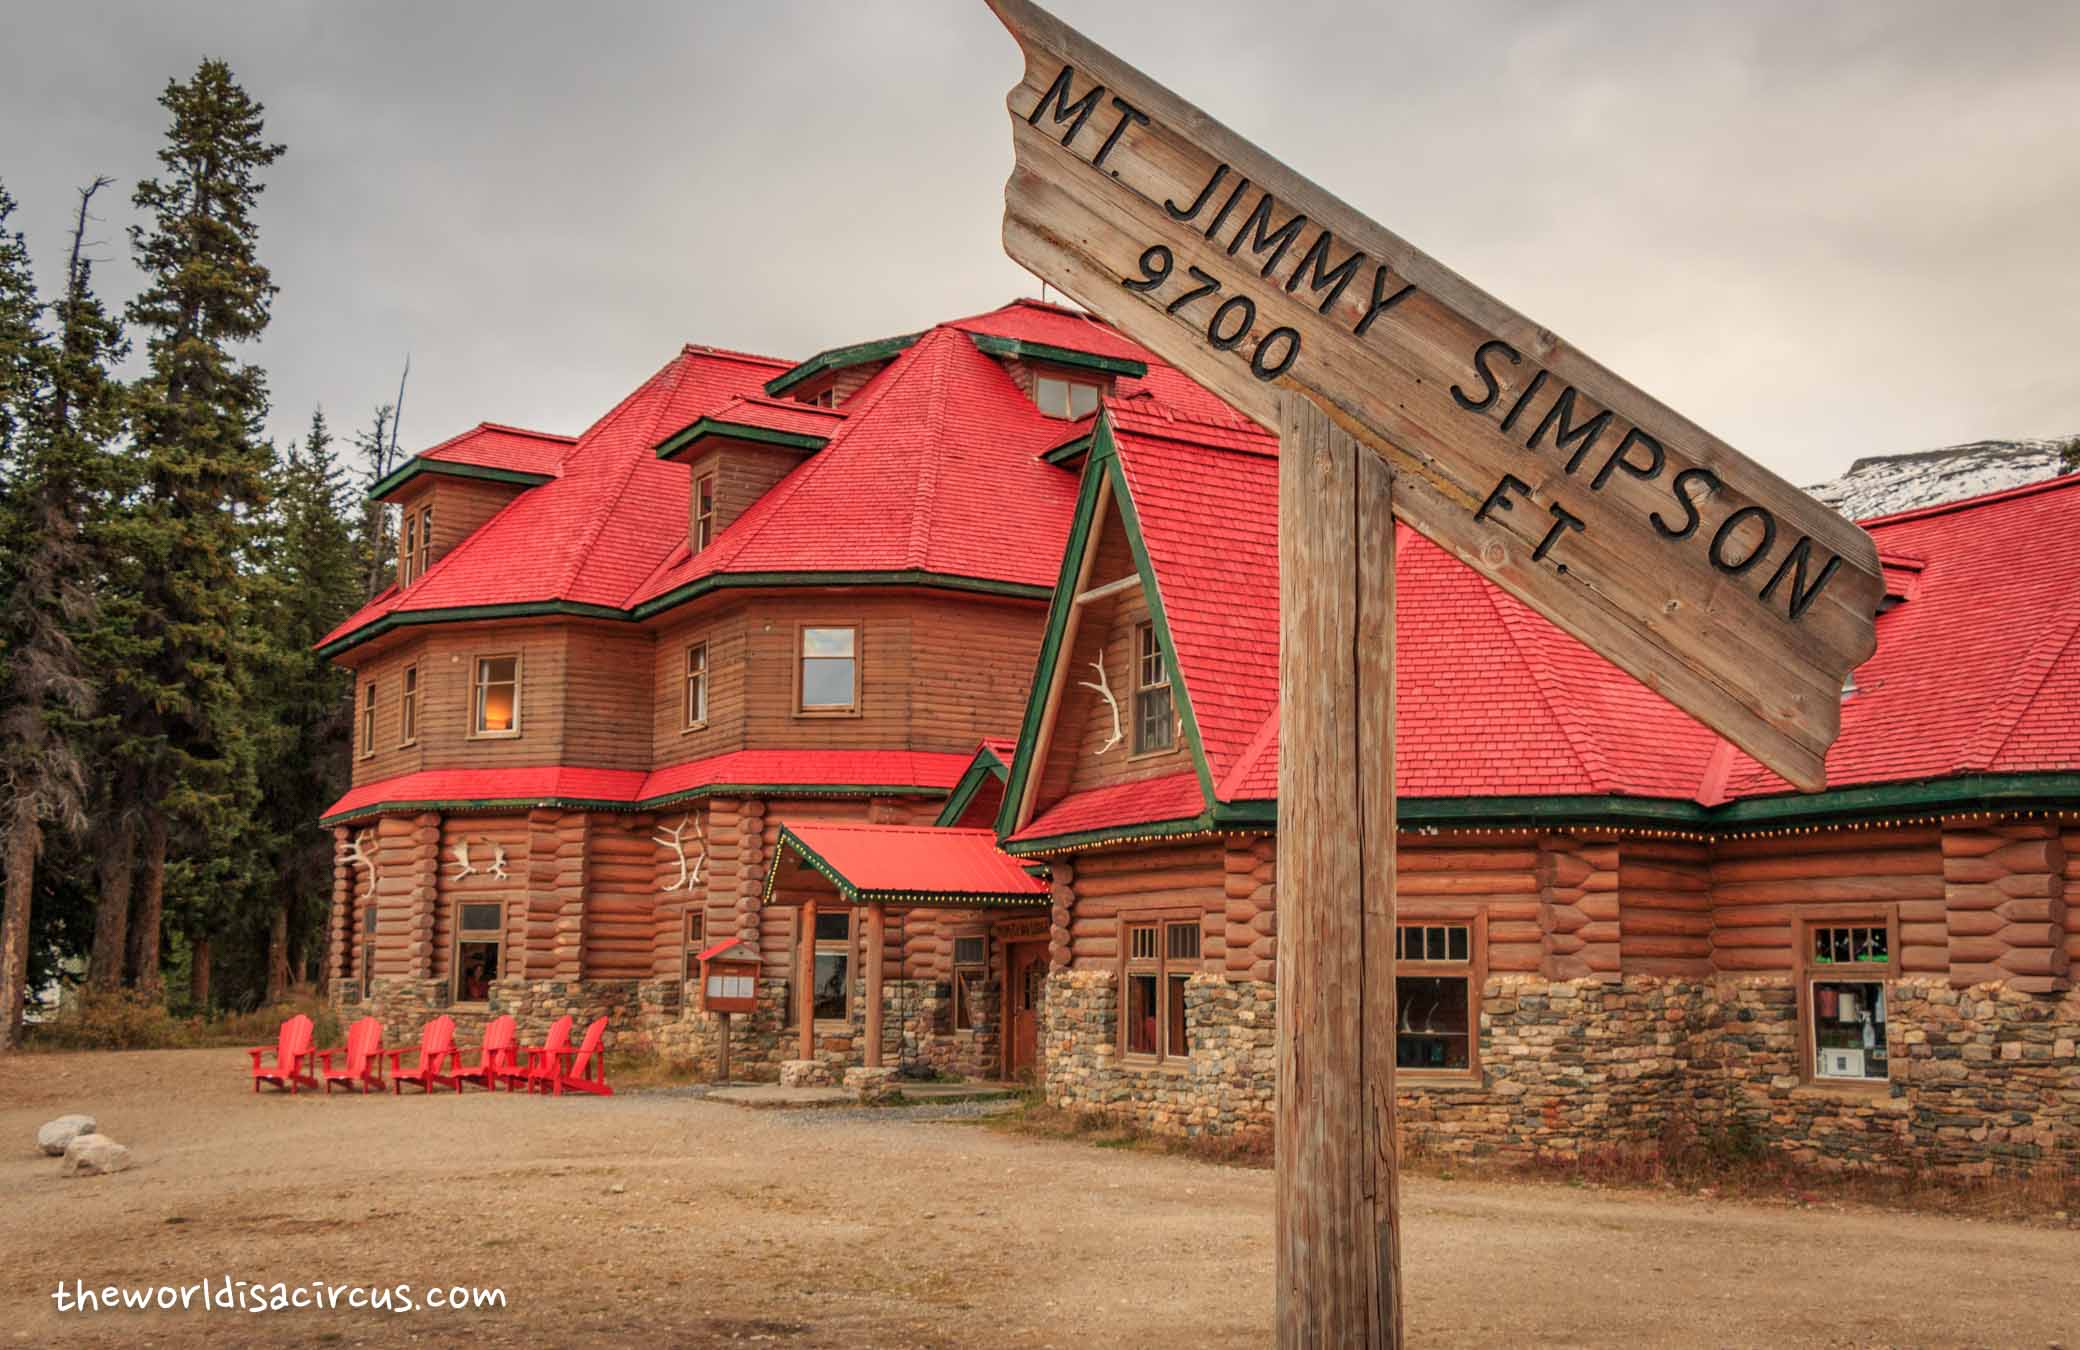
[529,1016,613,1096]
[386,1015,460,1094]
[453,1015,518,1091]
[319,1016,386,1094]
[506,1014,573,1092]
[248,1014,318,1094]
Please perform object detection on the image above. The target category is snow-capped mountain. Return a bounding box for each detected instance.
[1808,436,2078,521]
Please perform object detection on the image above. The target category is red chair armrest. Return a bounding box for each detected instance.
[315,1049,340,1070]
[248,1047,266,1068]
[382,1049,405,1070]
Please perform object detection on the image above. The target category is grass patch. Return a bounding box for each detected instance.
[23,989,341,1053]
[984,1095,1274,1168]
[602,1046,709,1091]
[1404,1114,2079,1223]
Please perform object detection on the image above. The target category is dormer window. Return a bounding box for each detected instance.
[694,473,716,552]
[402,511,419,586]
[806,386,838,409]
[1034,373,1101,420]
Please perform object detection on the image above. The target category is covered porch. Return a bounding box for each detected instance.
[760,822,1053,1086]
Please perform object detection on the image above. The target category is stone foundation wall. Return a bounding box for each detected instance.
[1042,969,1277,1138]
[1038,968,2080,1173]
[652,977,994,1081]
[333,975,664,1051]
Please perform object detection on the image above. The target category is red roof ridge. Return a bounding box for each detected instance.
[1105,398,1276,454]
[902,330,961,569]
[714,393,849,421]
[1857,467,2080,530]
[1483,579,1608,791]
[1962,600,2080,771]
[552,352,704,598]
[786,820,1000,840]
[1693,736,1739,807]
[678,341,793,369]
[1216,708,1281,801]
[471,421,577,443]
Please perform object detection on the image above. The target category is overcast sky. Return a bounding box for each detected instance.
[4,0,2076,486]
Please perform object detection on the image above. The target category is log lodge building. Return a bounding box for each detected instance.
[321,299,2080,1174]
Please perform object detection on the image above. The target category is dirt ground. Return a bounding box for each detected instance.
[2,1051,2075,1348]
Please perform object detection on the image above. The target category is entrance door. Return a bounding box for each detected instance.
[1006,941,1047,1079]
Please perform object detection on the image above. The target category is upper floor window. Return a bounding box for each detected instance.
[399,665,419,746]
[694,473,716,552]
[807,386,838,409]
[401,511,420,586]
[473,655,520,737]
[359,681,378,759]
[1034,373,1101,420]
[418,504,433,572]
[798,625,858,715]
[1132,622,1173,754]
[684,641,709,729]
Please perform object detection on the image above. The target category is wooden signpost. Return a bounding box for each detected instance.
[983,1,1882,1344]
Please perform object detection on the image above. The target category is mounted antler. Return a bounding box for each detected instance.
[653,814,706,892]
[449,838,479,880]
[1076,659,1124,754]
[486,839,510,881]
[347,829,380,892]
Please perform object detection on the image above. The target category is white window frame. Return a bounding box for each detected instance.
[471,653,522,738]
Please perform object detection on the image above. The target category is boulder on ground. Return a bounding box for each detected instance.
[59,1133,132,1178]
[37,1115,96,1157]
[843,1066,901,1105]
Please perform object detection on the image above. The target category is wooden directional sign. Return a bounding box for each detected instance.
[984,0,1880,791]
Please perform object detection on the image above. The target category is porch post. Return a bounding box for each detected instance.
[1276,396,1402,1346]
[865,901,886,1068]
[798,897,817,1062]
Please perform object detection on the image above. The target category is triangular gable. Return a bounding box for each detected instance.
[997,411,1218,843]
[935,740,1016,828]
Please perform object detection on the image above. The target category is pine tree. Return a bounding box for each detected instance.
[0,179,128,1046]
[354,402,399,599]
[103,59,284,1000]
[249,409,360,1002]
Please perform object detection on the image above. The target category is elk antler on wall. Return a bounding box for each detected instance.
[1076,659,1124,754]
[449,838,479,880]
[653,814,706,892]
[348,829,380,893]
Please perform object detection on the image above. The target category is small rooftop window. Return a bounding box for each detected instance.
[1034,374,1100,420]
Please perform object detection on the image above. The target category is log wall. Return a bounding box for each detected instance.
[1618,838,1712,977]
[1710,825,1943,974]
[1943,821,2069,993]
[433,814,530,981]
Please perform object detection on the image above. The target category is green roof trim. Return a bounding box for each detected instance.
[320,571,1052,659]
[1186,774,2080,837]
[764,824,1049,910]
[763,332,921,398]
[934,746,1013,828]
[628,569,1050,622]
[1002,811,1218,857]
[319,781,952,829]
[655,417,829,462]
[967,333,1148,379]
[368,458,553,503]
[1040,431,1094,466]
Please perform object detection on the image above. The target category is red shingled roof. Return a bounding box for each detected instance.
[1021,411,2080,838]
[418,422,575,477]
[657,394,848,455]
[320,749,972,824]
[777,822,1048,899]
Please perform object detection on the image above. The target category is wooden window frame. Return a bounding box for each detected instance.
[952,930,988,1033]
[1130,620,1175,758]
[470,653,522,739]
[693,473,716,552]
[359,901,377,999]
[678,908,706,988]
[1394,904,1487,1083]
[683,640,709,731]
[401,509,419,586]
[418,503,434,573]
[795,907,856,1028]
[793,623,861,719]
[1116,907,1201,1067]
[1032,369,1103,420]
[1792,903,1900,1091]
[359,680,378,759]
[451,900,506,1007]
[398,664,418,747]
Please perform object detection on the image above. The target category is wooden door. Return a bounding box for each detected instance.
[1006,941,1047,1079]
